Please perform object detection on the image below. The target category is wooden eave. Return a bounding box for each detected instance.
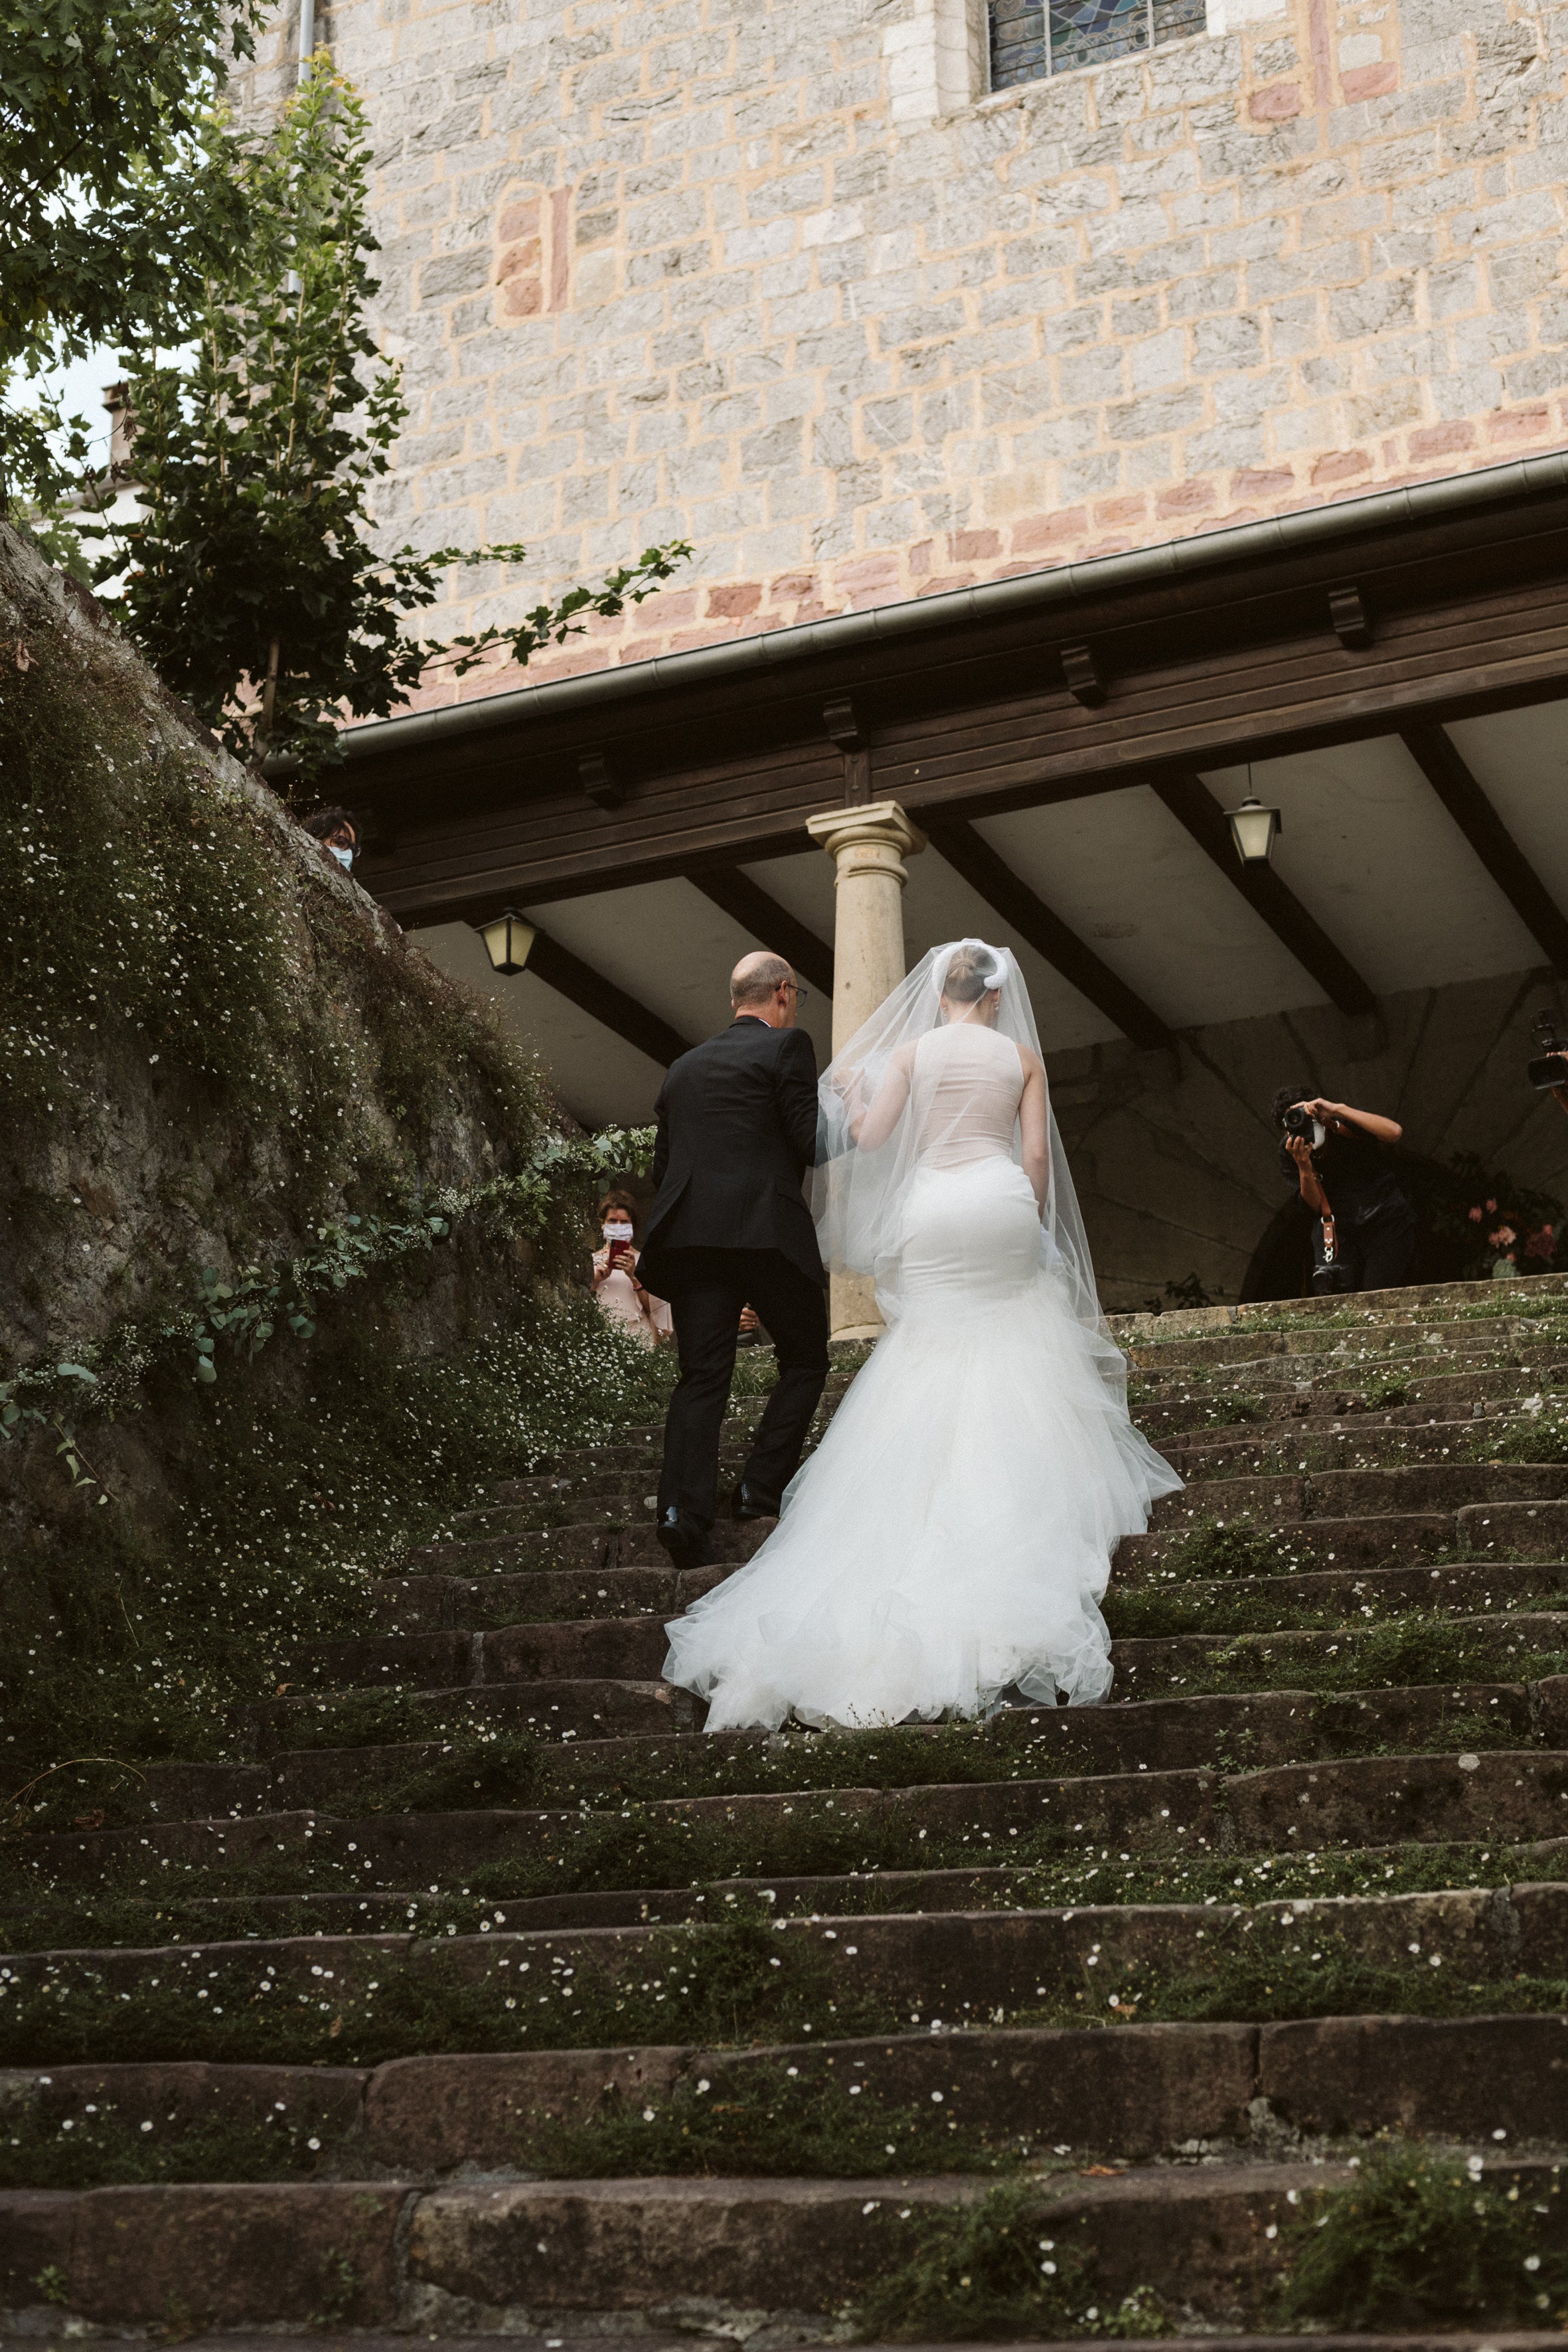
[345,457,1568,927]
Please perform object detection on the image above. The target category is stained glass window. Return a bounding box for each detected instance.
[989,0,1207,89]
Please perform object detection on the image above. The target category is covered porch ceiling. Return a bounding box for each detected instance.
[343,460,1568,1130]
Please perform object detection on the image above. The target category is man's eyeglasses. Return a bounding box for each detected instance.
[785,980,809,1004]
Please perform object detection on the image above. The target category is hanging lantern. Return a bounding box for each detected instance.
[1225,793,1282,867]
[480,909,536,975]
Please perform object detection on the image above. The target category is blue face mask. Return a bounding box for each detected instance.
[329,844,354,871]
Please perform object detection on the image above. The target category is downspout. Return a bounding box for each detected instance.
[297,0,315,79]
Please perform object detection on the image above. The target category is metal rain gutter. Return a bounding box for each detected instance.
[341,452,1568,767]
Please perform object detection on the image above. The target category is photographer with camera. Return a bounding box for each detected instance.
[1274,1088,1415,1295]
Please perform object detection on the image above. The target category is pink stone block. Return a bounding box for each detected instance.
[1340,61,1397,100]
[706,582,763,618]
[1154,480,1216,519]
[1407,422,1477,461]
[948,526,1001,560]
[1487,403,1553,445]
[1249,83,1302,119]
[1010,507,1089,554]
[1310,448,1370,485]
[1231,467,1296,501]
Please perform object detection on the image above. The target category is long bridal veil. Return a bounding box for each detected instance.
[811,937,1133,1412]
[663,937,1180,1729]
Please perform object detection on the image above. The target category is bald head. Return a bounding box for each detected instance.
[731,950,793,1006]
[730,950,796,1023]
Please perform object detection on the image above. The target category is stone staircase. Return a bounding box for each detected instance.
[9,1273,1568,2339]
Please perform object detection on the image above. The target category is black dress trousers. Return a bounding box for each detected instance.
[656,1245,830,1527]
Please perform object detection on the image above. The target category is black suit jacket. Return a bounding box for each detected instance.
[638,1016,826,1295]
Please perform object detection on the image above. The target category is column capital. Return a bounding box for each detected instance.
[804,799,926,869]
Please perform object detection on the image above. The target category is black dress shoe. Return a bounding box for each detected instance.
[655,1506,714,1569]
[731,1480,780,1522]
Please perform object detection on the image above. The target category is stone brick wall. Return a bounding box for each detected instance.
[247,0,1568,704]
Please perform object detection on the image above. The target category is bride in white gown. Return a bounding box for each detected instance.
[661,939,1181,1730]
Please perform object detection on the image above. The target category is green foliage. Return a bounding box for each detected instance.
[850,2183,1168,2341]
[2,1288,669,1797]
[1481,1399,1568,1464]
[1280,2142,1568,2327]
[0,1906,898,2071]
[0,0,263,505]
[0,2100,331,2188]
[1158,1516,1285,1581]
[89,63,688,783]
[0,617,293,1112]
[536,2062,1000,2181]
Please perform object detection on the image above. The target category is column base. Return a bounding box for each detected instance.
[829,1269,883,1346]
[830,1322,884,1346]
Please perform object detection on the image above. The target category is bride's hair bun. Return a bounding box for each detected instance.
[941,943,1002,1002]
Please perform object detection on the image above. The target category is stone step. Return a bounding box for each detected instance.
[14,2153,1568,2333]
[244,1677,697,1754]
[25,1747,1568,1893]
[288,1590,1563,1707]
[1107,1273,1568,1344]
[1121,1498,1568,1578]
[369,1565,685,1635]
[12,1873,1565,2023]
[1164,1410,1550,1479]
[1123,1307,1568,1372]
[1132,1360,1568,1437]
[1113,1612,1568,1699]
[9,2006,1568,2189]
[1148,1460,1568,1531]
[148,1665,1568,1828]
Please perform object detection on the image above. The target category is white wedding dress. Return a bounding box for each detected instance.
[661,947,1182,1731]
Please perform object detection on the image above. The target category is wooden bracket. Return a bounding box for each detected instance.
[823,696,871,804]
[1060,643,1107,706]
[578,748,623,810]
[1329,585,1373,649]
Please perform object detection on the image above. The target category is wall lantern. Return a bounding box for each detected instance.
[1225,786,1283,867]
[480,910,536,975]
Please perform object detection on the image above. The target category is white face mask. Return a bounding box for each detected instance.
[329,844,354,872]
[603,1220,634,1243]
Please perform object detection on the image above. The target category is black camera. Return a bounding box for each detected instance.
[1281,1103,1322,1139]
[1527,1010,1568,1091]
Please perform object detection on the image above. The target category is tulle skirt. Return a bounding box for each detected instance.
[662,1154,1182,1731]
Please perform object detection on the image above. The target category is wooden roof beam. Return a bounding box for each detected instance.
[1150,771,1377,1018]
[526,929,694,1067]
[686,867,835,996]
[923,817,1175,1051]
[1400,722,1568,973]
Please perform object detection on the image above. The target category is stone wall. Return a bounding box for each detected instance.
[1052,964,1568,1309]
[249,0,1568,703]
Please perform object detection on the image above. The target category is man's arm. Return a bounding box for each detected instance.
[651,1081,670,1188]
[774,1026,821,1166]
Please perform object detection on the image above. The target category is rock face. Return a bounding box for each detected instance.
[0,519,546,1561]
[11,1271,1568,2334]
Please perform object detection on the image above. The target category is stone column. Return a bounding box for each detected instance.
[804,799,926,1343]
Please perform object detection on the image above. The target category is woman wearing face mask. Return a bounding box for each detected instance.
[303,805,360,874]
[592,1193,672,1346]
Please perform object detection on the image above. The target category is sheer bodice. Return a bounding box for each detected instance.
[910,1024,1025,1170]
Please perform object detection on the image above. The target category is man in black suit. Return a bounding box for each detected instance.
[637,951,830,1569]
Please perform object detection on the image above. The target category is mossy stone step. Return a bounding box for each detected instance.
[11,2009,1568,2185]
[1164,1411,1558,1478]
[1125,1311,1568,1372]
[1148,1461,1568,1531]
[243,1676,696,1753]
[120,1669,1558,1832]
[17,2155,1568,2332]
[31,1747,1568,1893]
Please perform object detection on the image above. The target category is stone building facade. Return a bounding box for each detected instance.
[249,0,1568,704]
